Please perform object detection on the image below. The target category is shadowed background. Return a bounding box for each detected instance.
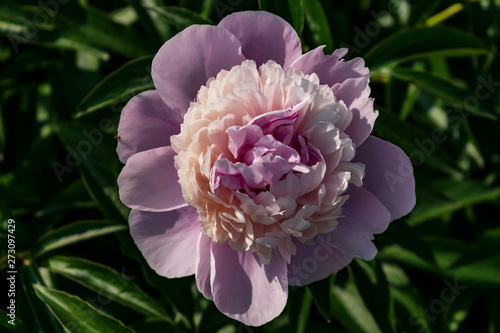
[1,0,499,332]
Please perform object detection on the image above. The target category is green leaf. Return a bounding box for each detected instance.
[382,263,433,333]
[56,4,153,59]
[387,68,495,119]
[80,157,130,223]
[20,263,64,333]
[35,181,95,217]
[365,26,490,69]
[31,220,127,259]
[351,259,396,333]
[287,0,304,41]
[45,256,172,322]
[450,227,500,269]
[409,179,500,226]
[51,121,129,222]
[442,291,478,333]
[75,55,154,118]
[288,287,312,333]
[307,274,333,321]
[33,284,135,333]
[146,6,213,30]
[330,270,382,333]
[303,0,333,53]
[0,310,27,332]
[373,107,461,177]
[384,221,438,266]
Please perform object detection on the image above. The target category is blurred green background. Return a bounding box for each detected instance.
[1,0,500,332]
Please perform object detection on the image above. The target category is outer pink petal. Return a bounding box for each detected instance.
[118,146,187,212]
[152,25,246,113]
[195,233,213,300]
[290,46,376,146]
[288,237,354,286]
[129,207,200,278]
[355,136,416,220]
[218,11,302,68]
[327,186,391,260]
[117,90,182,164]
[210,243,288,326]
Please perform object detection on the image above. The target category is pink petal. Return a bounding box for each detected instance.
[218,11,302,68]
[152,25,245,113]
[355,136,416,220]
[332,78,377,146]
[328,186,391,260]
[290,46,376,146]
[118,146,187,212]
[117,90,182,164]
[195,233,213,300]
[288,237,354,286]
[129,207,200,278]
[210,243,288,326]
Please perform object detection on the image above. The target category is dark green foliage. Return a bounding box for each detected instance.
[1,0,499,332]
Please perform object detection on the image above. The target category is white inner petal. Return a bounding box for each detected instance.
[171,60,364,264]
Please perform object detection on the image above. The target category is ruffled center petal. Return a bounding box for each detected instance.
[171,60,365,264]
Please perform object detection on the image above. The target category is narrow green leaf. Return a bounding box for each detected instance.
[35,181,95,217]
[384,222,438,266]
[20,263,64,333]
[434,179,500,207]
[330,270,382,333]
[33,284,135,333]
[307,274,333,321]
[388,68,495,119]
[56,4,153,59]
[450,227,500,269]
[288,0,304,41]
[373,107,462,177]
[80,157,130,223]
[51,122,129,223]
[303,0,333,53]
[288,287,312,333]
[31,220,127,258]
[442,291,477,333]
[0,310,27,332]
[146,6,213,30]
[382,264,433,333]
[46,256,172,322]
[75,55,154,118]
[365,26,490,68]
[351,259,396,333]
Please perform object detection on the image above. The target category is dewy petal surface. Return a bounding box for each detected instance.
[210,243,288,326]
[152,25,246,113]
[129,207,200,277]
[118,146,187,212]
[218,11,302,68]
[117,90,181,164]
[354,136,416,220]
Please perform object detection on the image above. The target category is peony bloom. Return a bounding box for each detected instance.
[117,11,415,326]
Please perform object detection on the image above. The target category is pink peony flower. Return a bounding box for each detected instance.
[117,11,415,326]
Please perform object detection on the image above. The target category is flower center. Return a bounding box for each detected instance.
[170,60,365,264]
[210,104,323,198]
